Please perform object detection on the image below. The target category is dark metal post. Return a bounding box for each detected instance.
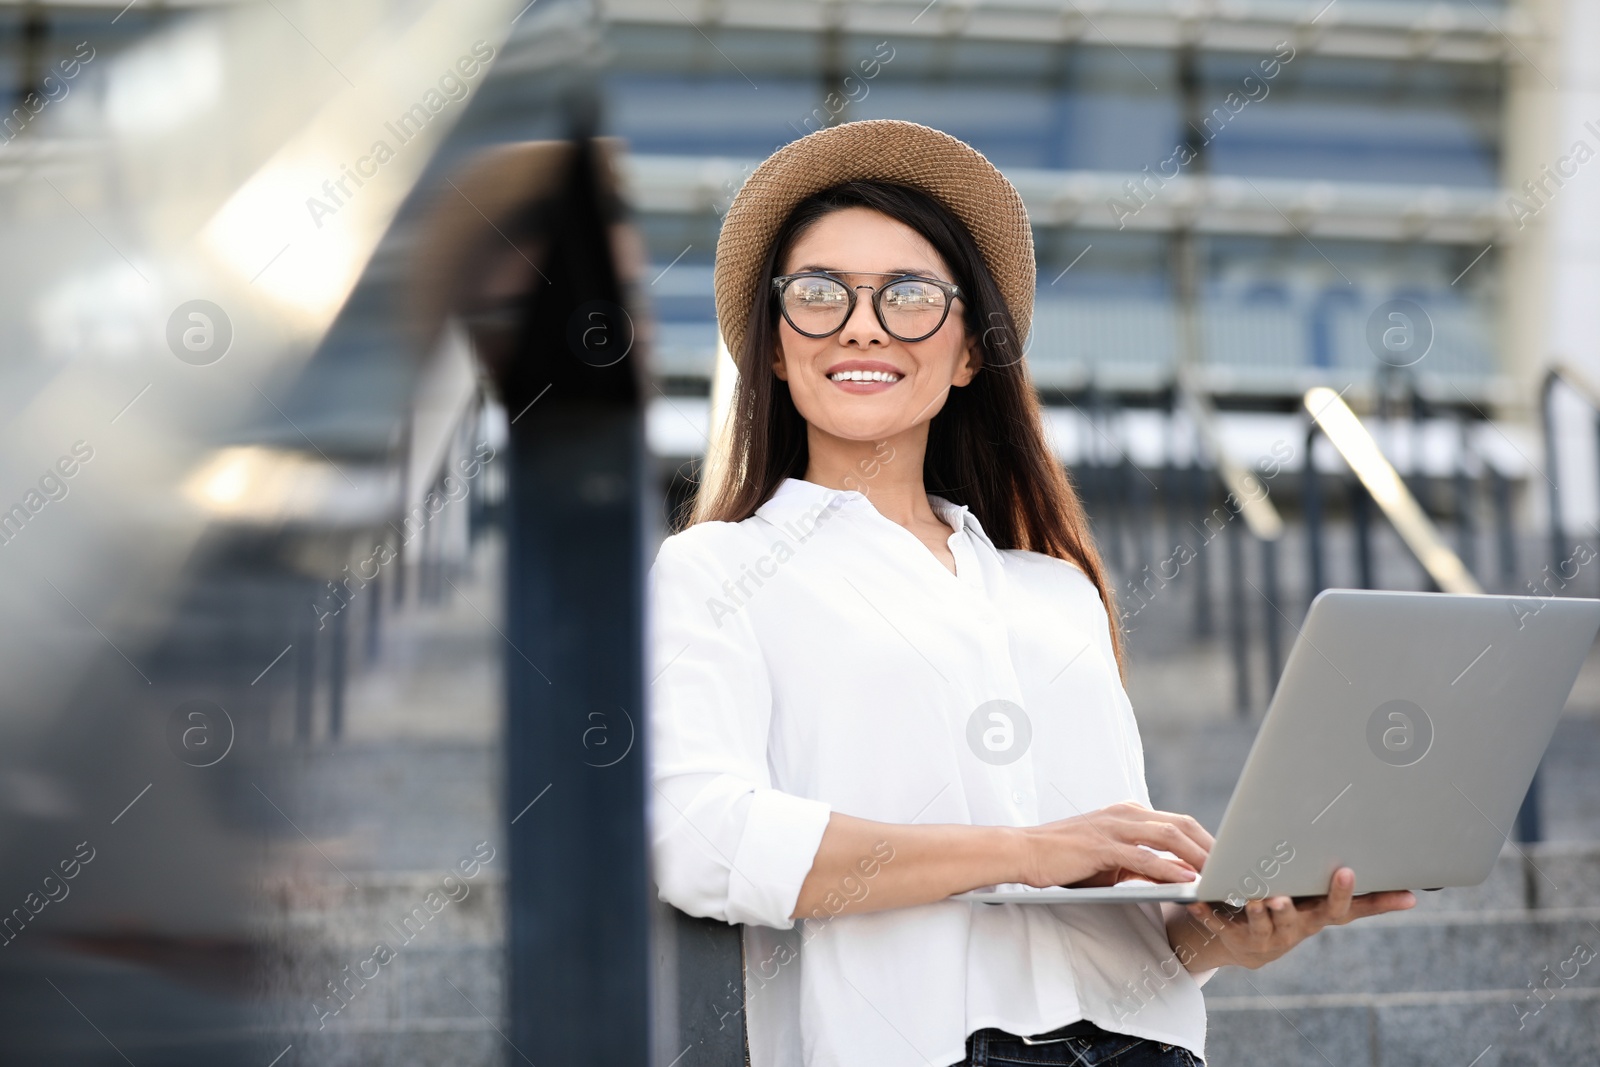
[507,403,650,1063]
[1351,478,1375,589]
[1515,774,1543,844]
[1453,419,1477,582]
[1191,460,1213,638]
[1127,454,1152,575]
[295,598,317,742]
[1491,466,1516,591]
[1304,425,1325,605]
[1260,534,1282,700]
[421,497,438,603]
[1543,373,1565,585]
[394,412,412,608]
[366,570,382,662]
[1227,510,1251,716]
[328,603,347,740]
[1162,381,1181,569]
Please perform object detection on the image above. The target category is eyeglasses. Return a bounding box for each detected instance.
[771,270,962,343]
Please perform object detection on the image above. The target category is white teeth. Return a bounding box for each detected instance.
[829,369,901,383]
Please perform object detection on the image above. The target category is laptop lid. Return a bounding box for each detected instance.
[1193,589,1600,902]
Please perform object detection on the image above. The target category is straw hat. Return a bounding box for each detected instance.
[713,119,1034,361]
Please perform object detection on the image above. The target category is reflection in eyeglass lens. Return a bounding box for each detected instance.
[781,276,948,339]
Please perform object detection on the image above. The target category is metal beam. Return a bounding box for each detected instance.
[598,0,1523,65]
[621,154,1506,244]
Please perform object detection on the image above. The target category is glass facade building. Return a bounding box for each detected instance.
[599,3,1509,401]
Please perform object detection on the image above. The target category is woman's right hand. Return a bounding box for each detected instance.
[1014,801,1213,889]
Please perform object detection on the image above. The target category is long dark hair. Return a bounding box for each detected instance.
[681,180,1124,674]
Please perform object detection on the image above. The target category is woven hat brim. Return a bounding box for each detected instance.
[712,120,1034,361]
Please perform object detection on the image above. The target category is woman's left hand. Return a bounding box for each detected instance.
[1180,867,1415,970]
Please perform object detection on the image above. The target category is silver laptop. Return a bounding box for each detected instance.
[954,589,1600,906]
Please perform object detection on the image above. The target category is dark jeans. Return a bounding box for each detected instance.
[957,1020,1203,1067]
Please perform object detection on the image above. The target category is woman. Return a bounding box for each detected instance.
[648,120,1413,1067]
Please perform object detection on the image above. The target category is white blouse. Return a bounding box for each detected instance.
[647,476,1211,1067]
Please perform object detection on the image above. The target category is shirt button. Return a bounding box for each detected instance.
[1011,790,1024,804]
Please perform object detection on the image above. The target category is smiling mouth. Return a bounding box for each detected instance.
[828,369,902,383]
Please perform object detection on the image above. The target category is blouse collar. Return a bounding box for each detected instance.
[754,477,996,551]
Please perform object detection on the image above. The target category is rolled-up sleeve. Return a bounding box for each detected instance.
[647,531,833,930]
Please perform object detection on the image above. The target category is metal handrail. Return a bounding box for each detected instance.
[1541,363,1600,578]
[1303,387,1483,595]
[1527,362,1600,844]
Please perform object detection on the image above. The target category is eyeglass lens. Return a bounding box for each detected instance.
[780,276,950,341]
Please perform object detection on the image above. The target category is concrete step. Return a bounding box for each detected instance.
[1204,991,1600,1067]
[267,869,506,944]
[1403,842,1600,914]
[263,740,502,874]
[274,1025,503,1067]
[265,940,503,1024]
[1189,844,1600,1067]
[259,870,506,1045]
[1201,906,1600,998]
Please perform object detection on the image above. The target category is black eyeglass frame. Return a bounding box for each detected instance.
[770,270,963,343]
